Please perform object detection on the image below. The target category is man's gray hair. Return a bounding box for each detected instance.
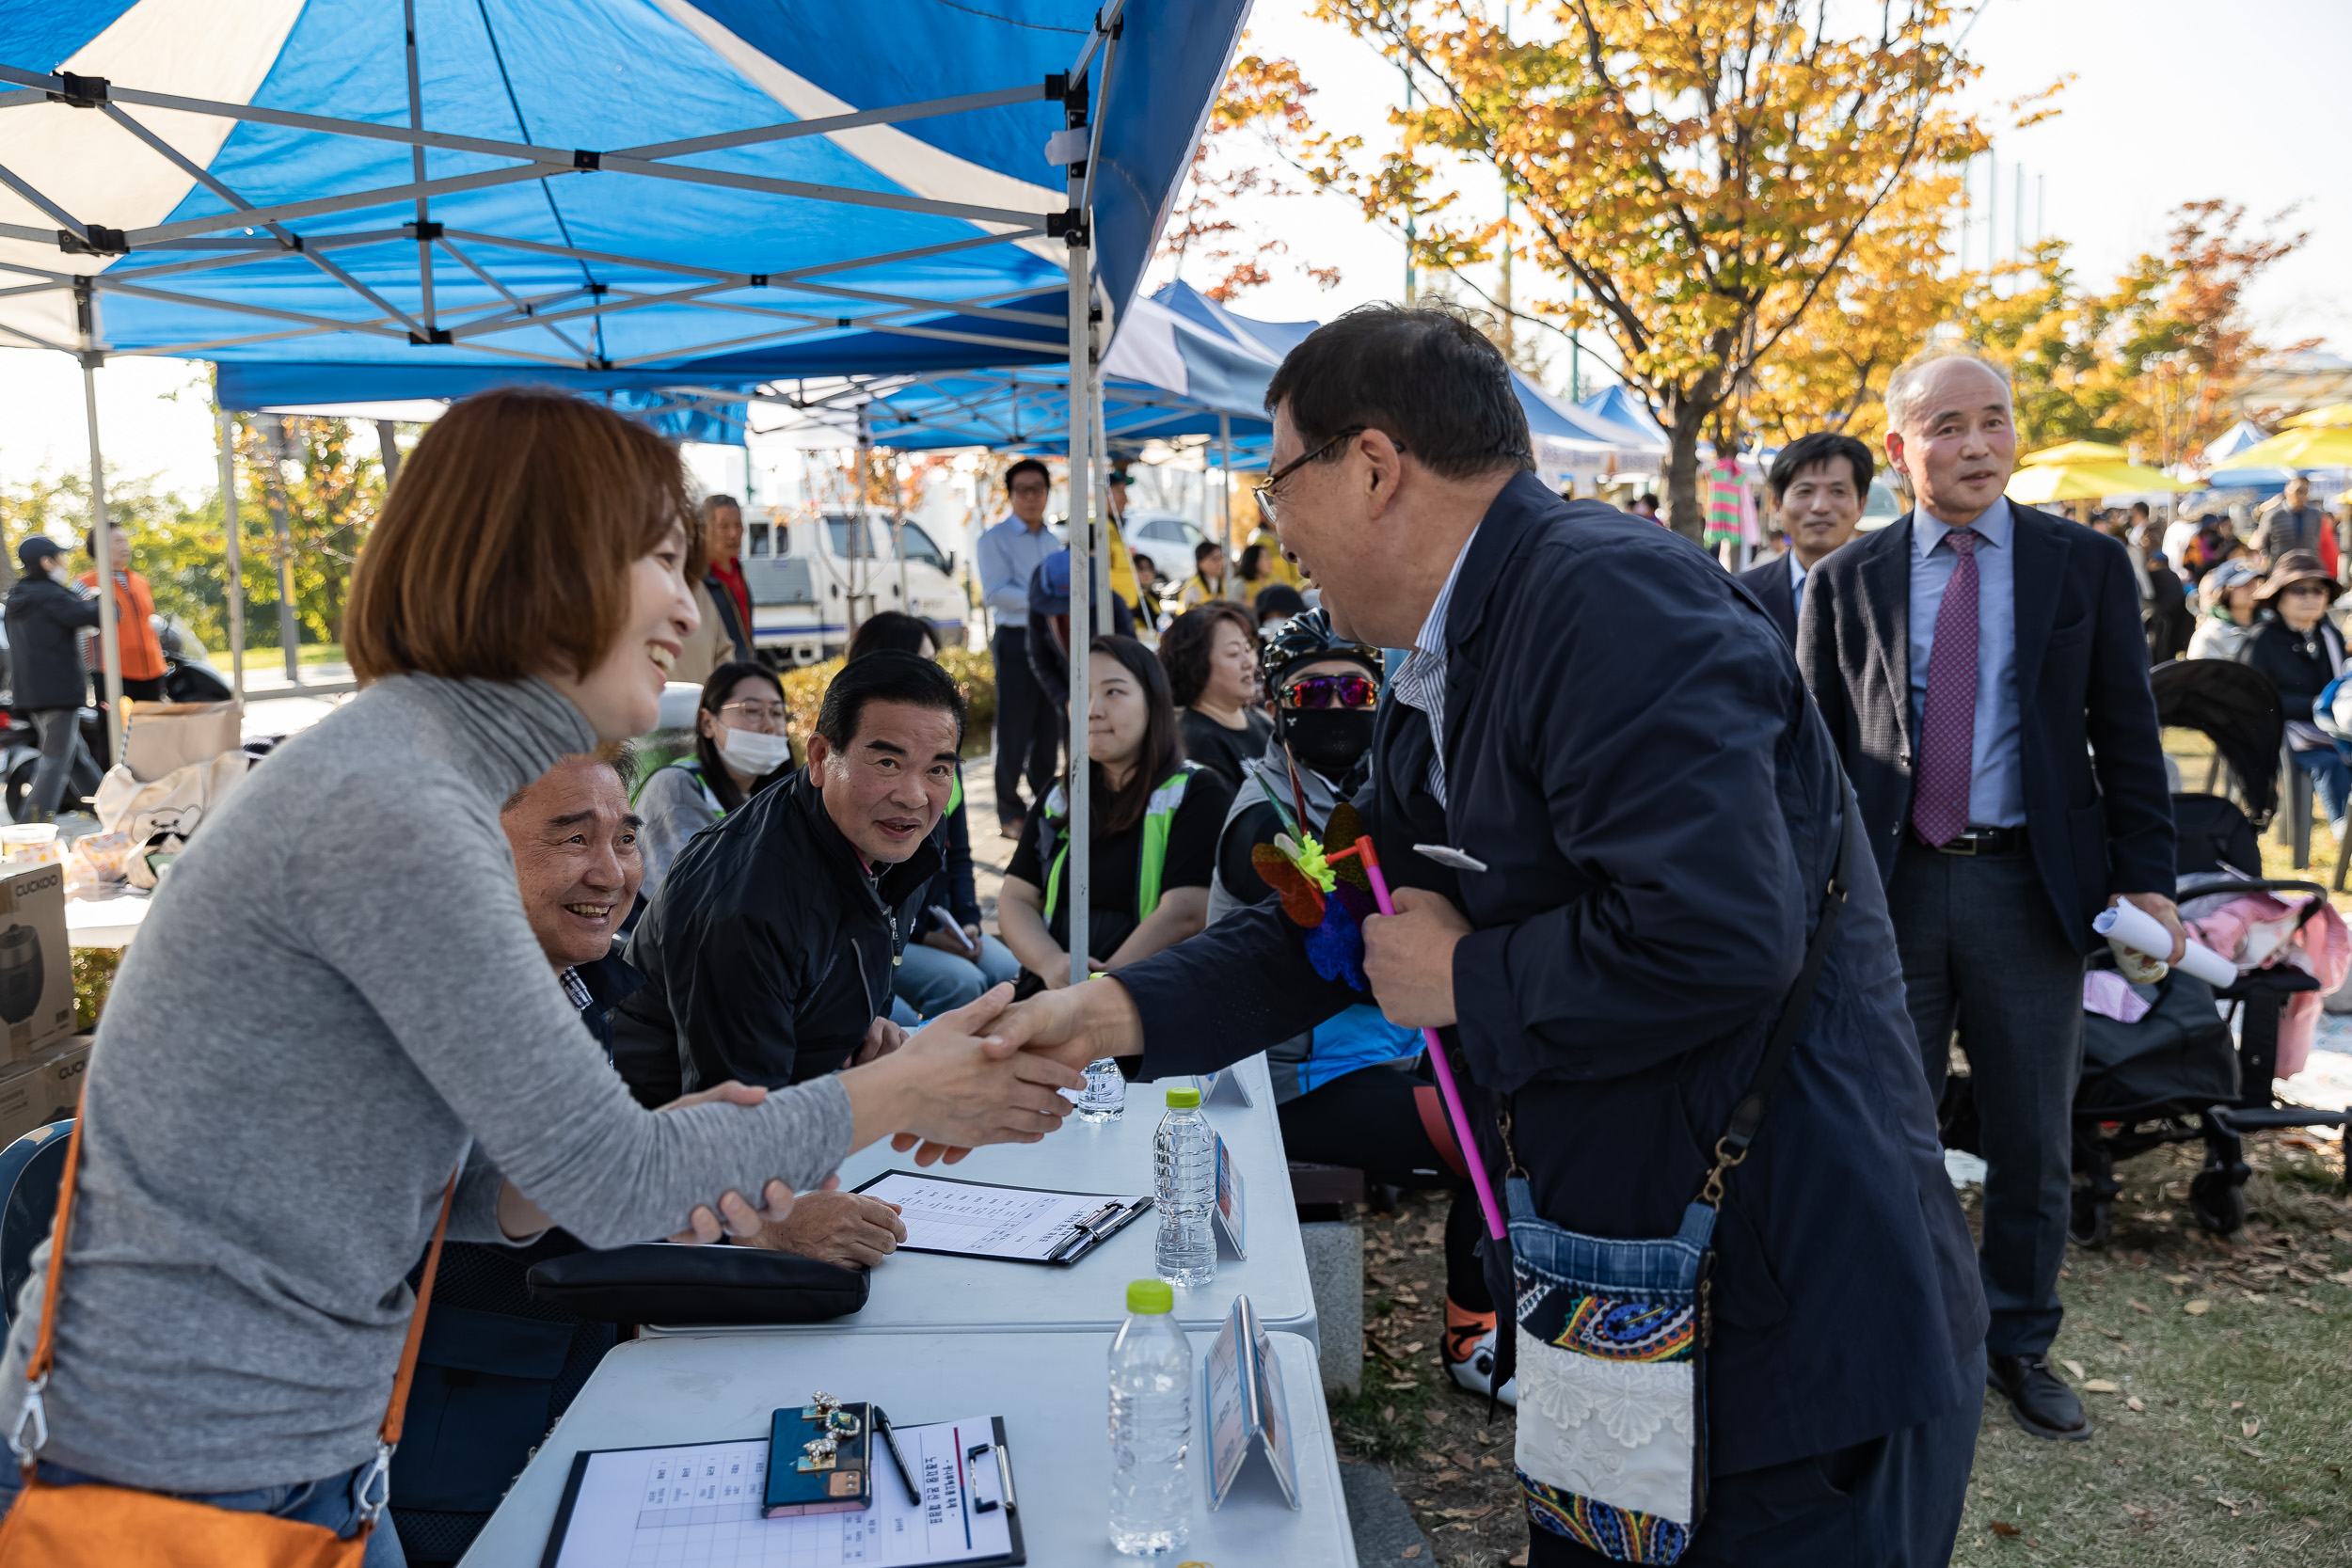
[699,493,741,520]
[1883,346,2012,435]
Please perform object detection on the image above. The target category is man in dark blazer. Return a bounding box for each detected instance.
[996,308,1987,1566]
[1798,347,2181,1444]
[1738,431,1872,644]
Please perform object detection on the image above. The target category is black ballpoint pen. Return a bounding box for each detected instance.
[872,1404,920,1507]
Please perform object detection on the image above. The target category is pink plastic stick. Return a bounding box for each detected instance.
[1342,840,1507,1242]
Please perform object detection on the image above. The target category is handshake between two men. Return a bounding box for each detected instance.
[656,885,1471,1252]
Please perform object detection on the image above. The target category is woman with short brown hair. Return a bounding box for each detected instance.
[0,389,1080,1561]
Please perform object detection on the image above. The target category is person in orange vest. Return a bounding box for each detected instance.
[80,523,169,704]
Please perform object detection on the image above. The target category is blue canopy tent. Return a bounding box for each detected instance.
[0,0,1247,990]
[741,284,1281,456]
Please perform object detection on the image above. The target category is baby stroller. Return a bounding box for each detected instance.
[2068,658,2352,1245]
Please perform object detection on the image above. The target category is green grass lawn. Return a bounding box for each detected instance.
[1954,1134,2352,1565]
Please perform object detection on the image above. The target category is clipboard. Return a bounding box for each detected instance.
[850,1169,1152,1266]
[538,1414,1025,1568]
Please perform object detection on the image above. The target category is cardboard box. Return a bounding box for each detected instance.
[0,862,73,1062]
[0,1034,89,1147]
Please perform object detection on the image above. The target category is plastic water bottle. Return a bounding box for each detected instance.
[1108,1277,1192,1555]
[1153,1085,1216,1287]
[1076,1055,1126,1122]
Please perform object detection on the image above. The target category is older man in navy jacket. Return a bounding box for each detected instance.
[1799,347,2181,1446]
[995,308,1985,1566]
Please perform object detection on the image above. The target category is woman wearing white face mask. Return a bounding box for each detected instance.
[635,661,796,893]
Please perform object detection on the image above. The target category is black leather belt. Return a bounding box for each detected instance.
[1934,825,2028,857]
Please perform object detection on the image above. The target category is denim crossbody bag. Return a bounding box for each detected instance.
[1502,794,1866,1563]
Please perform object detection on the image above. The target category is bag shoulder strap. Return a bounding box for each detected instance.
[17,1108,456,1461]
[1696,780,1869,1209]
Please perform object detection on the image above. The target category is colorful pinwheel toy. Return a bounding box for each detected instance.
[1249,803,1379,990]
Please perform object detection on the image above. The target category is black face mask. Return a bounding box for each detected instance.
[1282,707,1376,780]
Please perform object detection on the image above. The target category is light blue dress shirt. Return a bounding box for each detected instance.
[1788,549,1809,624]
[976,515,1057,624]
[1909,499,2025,829]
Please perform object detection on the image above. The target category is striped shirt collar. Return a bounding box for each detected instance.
[1390,525,1480,808]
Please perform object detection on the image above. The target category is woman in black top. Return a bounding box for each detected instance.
[998,635,1233,988]
[2238,548,2351,834]
[1158,601,1270,785]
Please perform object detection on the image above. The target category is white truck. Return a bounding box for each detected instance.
[738,510,968,666]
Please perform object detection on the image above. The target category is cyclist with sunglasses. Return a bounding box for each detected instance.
[1205,611,1509,1402]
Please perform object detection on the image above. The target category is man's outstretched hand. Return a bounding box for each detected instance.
[887,978,1145,1165]
[845,984,1091,1164]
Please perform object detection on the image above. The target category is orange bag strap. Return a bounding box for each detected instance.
[379,1174,456,1448]
[19,1117,83,1389]
[13,1107,459,1497]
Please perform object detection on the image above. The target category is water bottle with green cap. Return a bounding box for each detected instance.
[1153,1085,1216,1287]
[1107,1277,1191,1554]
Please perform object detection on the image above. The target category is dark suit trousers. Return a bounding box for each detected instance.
[988,626,1057,823]
[1890,838,2084,1356]
[1532,1347,1982,1568]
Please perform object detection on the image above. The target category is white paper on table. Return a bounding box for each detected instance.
[545,1416,1013,1568]
[2092,901,2237,988]
[855,1170,1148,1262]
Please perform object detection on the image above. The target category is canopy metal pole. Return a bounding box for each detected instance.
[74,282,124,766]
[1063,116,1092,991]
[852,402,873,637]
[215,398,245,704]
[1090,375,1111,618]
[256,416,302,684]
[890,451,910,610]
[1218,413,1235,600]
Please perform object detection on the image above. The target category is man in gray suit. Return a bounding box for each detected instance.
[1799,346,2182,1445]
[2254,473,2328,566]
[1739,431,1872,644]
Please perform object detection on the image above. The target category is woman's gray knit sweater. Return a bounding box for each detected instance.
[0,674,852,1492]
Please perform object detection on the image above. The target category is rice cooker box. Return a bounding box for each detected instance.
[0,861,72,1061]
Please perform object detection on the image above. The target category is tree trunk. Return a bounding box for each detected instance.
[1661,399,1711,546]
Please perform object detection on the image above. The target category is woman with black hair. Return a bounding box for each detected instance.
[998,634,1234,990]
[1158,601,1270,785]
[635,660,793,893]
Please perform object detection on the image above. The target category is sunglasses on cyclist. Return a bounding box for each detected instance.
[1279,673,1378,710]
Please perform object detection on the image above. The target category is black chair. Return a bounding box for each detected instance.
[0,1118,71,1334]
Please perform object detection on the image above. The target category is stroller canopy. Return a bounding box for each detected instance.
[2151,658,2282,830]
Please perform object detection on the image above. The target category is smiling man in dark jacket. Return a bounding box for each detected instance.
[994,308,1986,1566]
[4,534,103,823]
[615,651,965,1103]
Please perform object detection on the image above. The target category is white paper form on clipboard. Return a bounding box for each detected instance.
[851,1170,1152,1264]
[538,1415,1022,1568]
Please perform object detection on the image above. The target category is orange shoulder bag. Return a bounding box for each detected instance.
[0,1112,455,1567]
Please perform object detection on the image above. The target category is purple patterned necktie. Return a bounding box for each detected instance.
[1912,528,1980,847]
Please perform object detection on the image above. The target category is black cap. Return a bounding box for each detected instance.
[16,536,61,572]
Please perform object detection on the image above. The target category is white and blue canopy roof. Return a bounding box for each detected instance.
[0,0,1245,393]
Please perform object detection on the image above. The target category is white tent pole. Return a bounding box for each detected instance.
[1218,412,1234,600]
[215,395,245,705]
[75,282,124,766]
[853,403,873,637]
[1063,97,1093,992]
[1091,374,1111,618]
[402,0,436,334]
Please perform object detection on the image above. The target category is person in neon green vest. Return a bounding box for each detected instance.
[996,634,1235,991]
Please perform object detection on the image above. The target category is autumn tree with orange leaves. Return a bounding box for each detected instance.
[1157,49,1342,301]
[1304,1,1983,540]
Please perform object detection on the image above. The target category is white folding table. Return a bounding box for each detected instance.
[456,1324,1358,1568]
[648,1053,1317,1346]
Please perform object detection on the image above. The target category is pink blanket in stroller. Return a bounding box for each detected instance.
[2179,890,2352,1078]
